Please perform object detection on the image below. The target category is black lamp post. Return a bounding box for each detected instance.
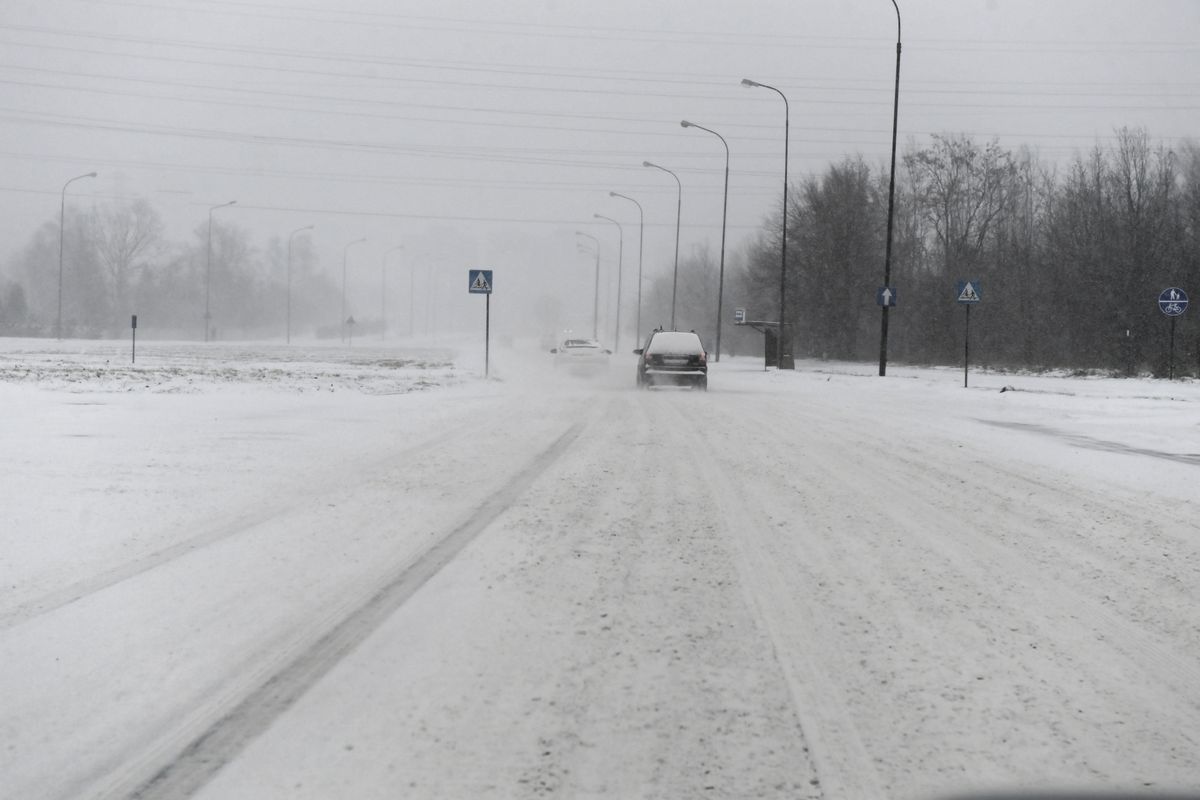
[594,213,624,352]
[575,231,600,339]
[609,192,644,346]
[681,120,730,361]
[879,0,902,377]
[56,171,97,340]
[742,78,791,369]
[341,237,367,342]
[642,161,682,329]
[287,224,314,344]
[382,245,404,340]
[205,200,236,342]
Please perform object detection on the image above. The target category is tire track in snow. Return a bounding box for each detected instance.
[661,399,888,800]
[699,389,1200,788]
[91,419,586,800]
[0,423,478,632]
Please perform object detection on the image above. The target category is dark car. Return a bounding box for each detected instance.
[634,329,707,390]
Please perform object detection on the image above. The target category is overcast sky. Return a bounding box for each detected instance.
[2,0,1197,334]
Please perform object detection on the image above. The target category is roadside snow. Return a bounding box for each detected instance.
[1,339,1197,800]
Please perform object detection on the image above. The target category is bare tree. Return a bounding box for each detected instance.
[93,198,164,331]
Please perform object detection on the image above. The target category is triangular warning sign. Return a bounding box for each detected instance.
[958,282,980,302]
[471,272,491,292]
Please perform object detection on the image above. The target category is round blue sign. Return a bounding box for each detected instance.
[1158,287,1189,317]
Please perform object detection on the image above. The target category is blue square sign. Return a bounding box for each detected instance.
[468,269,493,294]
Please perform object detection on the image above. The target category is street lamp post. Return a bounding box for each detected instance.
[57,171,97,340]
[681,120,730,362]
[575,231,600,339]
[594,214,624,352]
[342,237,367,343]
[382,245,404,340]
[287,224,314,344]
[742,77,791,369]
[409,263,416,337]
[879,0,903,377]
[642,161,682,329]
[205,200,237,342]
[609,192,644,346]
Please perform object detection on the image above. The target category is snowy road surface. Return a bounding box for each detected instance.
[1,340,1198,799]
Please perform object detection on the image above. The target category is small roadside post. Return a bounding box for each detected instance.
[956,280,981,387]
[131,314,137,364]
[469,269,494,378]
[1158,287,1188,379]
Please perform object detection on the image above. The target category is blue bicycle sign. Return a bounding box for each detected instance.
[1158,287,1188,317]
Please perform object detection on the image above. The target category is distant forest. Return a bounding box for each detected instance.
[732,128,1200,376]
[641,127,1198,377]
[4,127,1199,376]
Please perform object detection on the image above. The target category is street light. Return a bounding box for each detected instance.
[742,77,791,369]
[681,120,730,362]
[642,161,682,329]
[382,244,404,340]
[56,171,97,340]
[609,192,644,346]
[575,231,600,339]
[594,213,624,352]
[205,200,236,342]
[879,0,903,377]
[341,237,367,343]
[286,224,314,344]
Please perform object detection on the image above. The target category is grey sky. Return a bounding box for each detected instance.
[2,0,1196,334]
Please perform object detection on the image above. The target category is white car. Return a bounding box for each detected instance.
[550,338,611,375]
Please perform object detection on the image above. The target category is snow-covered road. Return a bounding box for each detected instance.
[2,340,1198,799]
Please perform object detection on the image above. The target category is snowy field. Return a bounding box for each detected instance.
[1,337,1198,800]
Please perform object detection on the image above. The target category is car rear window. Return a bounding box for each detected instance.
[646,332,703,354]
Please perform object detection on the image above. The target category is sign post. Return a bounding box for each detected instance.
[469,269,494,378]
[1158,287,1189,379]
[956,280,981,387]
[131,314,137,364]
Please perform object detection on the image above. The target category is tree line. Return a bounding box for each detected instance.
[5,127,1198,376]
[727,128,1200,376]
[0,199,335,340]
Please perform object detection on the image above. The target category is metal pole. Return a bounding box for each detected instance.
[575,232,600,339]
[593,245,600,339]
[594,214,624,352]
[1169,316,1177,380]
[610,192,644,346]
[643,161,682,329]
[341,237,366,343]
[204,200,236,342]
[382,245,403,341]
[879,0,903,376]
[485,293,491,379]
[287,225,313,344]
[681,121,730,361]
[741,79,790,369]
[964,304,971,388]
[57,171,97,340]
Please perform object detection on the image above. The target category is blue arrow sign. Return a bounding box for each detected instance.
[877,286,897,307]
[468,269,493,294]
[1158,287,1188,317]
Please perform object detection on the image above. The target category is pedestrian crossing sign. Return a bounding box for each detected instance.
[956,280,981,303]
[469,269,493,294]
